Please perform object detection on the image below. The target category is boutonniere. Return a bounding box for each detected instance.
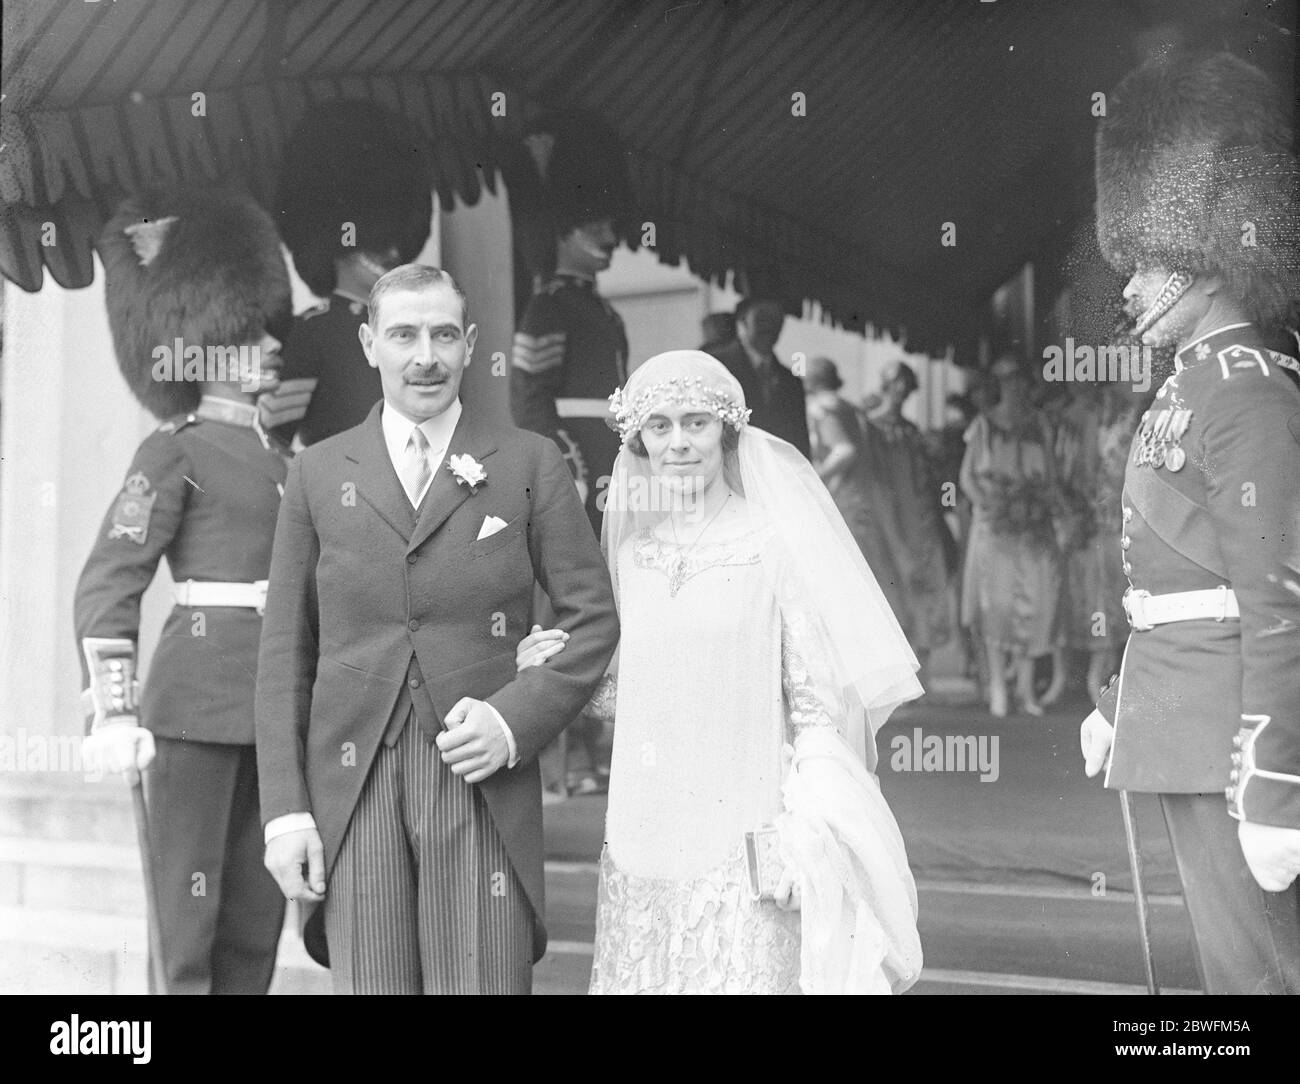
[447,453,487,494]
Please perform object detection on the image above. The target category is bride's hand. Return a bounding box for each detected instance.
[773,868,802,912]
[516,624,569,672]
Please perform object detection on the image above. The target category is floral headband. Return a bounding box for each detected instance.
[607,376,751,442]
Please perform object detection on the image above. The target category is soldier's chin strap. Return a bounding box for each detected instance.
[1133,270,1195,337]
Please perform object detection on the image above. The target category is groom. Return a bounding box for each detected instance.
[255,264,618,993]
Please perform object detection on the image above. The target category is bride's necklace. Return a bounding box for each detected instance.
[665,490,732,596]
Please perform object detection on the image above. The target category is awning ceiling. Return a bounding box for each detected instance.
[1,0,1292,359]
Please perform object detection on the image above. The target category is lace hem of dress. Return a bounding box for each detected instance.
[589,844,801,995]
[631,525,768,597]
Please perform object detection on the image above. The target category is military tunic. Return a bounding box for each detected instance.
[1096,321,1300,993]
[74,398,290,992]
[510,273,628,534]
[277,292,382,446]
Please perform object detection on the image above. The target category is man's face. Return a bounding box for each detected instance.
[640,404,725,496]
[738,303,784,354]
[359,283,477,422]
[560,218,618,275]
[240,330,283,394]
[1123,266,1204,347]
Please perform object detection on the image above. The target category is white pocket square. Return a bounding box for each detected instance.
[477,515,509,541]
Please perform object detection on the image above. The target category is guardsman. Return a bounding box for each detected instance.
[76,188,293,993]
[1080,51,1300,993]
[510,215,629,537]
[267,103,434,446]
[509,143,630,796]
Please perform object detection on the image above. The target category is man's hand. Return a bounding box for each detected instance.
[1237,821,1300,892]
[82,724,155,777]
[436,697,509,784]
[257,377,317,430]
[264,827,326,902]
[1080,708,1114,778]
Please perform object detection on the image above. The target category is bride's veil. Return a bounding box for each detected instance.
[600,350,922,768]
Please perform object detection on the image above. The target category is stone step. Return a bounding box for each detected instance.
[0,836,145,915]
[0,773,136,845]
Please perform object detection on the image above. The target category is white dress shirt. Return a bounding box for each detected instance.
[264,399,519,846]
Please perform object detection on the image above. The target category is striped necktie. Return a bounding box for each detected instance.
[401,426,432,507]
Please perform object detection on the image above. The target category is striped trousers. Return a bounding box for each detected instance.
[323,712,533,994]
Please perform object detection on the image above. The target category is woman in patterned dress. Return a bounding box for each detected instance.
[959,354,1064,717]
[519,351,923,994]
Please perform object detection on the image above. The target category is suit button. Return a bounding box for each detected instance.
[1232,734,1243,748]
[1120,536,1132,551]
[407,554,417,565]
[408,677,421,689]
[1122,561,1132,576]
[1231,752,1241,766]
[1229,770,1239,783]
[1122,507,1132,522]
[408,619,420,631]
[1225,786,1235,800]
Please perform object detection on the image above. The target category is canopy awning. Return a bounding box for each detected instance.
[1,0,1290,359]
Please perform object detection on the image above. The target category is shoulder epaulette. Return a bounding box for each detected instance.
[157,412,199,435]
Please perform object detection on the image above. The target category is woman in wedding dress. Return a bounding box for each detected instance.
[518,350,924,994]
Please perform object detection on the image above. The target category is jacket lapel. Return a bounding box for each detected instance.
[408,408,499,554]
[344,402,415,543]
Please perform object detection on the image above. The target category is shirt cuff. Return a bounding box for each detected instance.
[482,701,520,768]
[264,812,317,845]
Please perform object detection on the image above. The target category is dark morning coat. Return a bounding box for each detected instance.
[254,400,619,960]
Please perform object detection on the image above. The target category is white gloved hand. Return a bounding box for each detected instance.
[1079,708,1114,778]
[83,724,156,777]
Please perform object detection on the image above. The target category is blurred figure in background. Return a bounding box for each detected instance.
[959,354,1063,717]
[714,298,811,457]
[1055,382,1141,701]
[803,356,909,627]
[864,361,956,685]
[699,310,737,353]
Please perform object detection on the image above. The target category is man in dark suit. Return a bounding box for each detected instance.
[256,264,619,993]
[76,188,292,993]
[1081,51,1300,993]
[712,297,811,457]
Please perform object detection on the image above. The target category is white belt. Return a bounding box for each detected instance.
[174,579,268,614]
[1124,586,1239,631]
[556,397,611,419]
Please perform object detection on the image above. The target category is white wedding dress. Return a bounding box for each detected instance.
[588,522,922,995]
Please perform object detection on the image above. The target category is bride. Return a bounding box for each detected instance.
[518,350,924,994]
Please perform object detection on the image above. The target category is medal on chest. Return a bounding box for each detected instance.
[1133,401,1192,473]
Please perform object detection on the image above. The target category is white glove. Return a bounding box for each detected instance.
[1079,708,1114,778]
[83,724,156,777]
[1238,821,1300,892]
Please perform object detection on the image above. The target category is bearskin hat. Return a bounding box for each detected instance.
[98,188,291,419]
[277,102,433,298]
[1095,50,1299,327]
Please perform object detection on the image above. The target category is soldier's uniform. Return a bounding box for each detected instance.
[276,292,381,446]
[1093,52,1300,993]
[1097,325,1300,991]
[77,188,293,993]
[511,272,628,535]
